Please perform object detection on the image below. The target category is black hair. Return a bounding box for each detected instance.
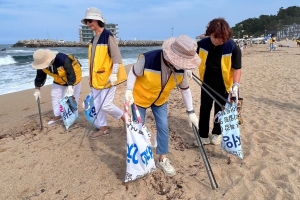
[97,21,105,28]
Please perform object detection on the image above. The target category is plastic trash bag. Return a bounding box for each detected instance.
[82,93,98,128]
[124,103,156,182]
[59,94,79,130]
[215,100,243,159]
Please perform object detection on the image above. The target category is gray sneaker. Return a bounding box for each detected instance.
[211,134,222,145]
[156,158,176,177]
[193,137,211,146]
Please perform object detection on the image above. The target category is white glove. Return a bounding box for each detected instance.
[231,82,239,97]
[33,89,41,101]
[184,70,193,78]
[109,73,118,85]
[67,85,74,96]
[125,90,134,105]
[188,113,198,129]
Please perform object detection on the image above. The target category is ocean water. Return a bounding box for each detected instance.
[0,44,161,95]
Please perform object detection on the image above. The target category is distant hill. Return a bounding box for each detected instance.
[231,6,300,38]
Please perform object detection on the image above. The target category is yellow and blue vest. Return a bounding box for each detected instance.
[42,53,82,85]
[133,49,184,108]
[88,29,127,89]
[198,38,236,92]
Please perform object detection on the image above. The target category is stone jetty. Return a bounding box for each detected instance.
[12,39,164,48]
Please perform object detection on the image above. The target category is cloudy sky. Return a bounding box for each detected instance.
[0,0,298,44]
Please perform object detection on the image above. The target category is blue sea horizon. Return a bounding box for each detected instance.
[0,45,162,96]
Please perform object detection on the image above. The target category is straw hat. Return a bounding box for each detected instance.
[81,7,105,25]
[31,49,56,69]
[162,35,201,70]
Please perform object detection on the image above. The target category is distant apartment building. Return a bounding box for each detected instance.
[79,23,119,42]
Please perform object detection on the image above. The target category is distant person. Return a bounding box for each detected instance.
[238,40,243,50]
[31,49,82,124]
[250,38,253,47]
[286,37,288,43]
[124,35,200,176]
[196,18,242,145]
[296,37,300,47]
[81,7,127,138]
[243,40,247,49]
[270,34,276,52]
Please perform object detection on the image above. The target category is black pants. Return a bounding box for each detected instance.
[198,76,228,138]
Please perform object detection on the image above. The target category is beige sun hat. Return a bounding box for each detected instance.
[31,49,56,69]
[162,35,201,70]
[81,7,106,25]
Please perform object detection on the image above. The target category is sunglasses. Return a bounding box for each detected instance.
[84,19,93,24]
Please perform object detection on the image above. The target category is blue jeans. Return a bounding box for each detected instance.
[270,43,274,51]
[131,102,169,155]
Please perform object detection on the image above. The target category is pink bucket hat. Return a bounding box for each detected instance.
[162,35,201,70]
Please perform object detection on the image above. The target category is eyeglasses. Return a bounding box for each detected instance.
[84,19,93,24]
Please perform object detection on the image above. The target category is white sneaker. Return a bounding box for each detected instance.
[211,134,222,145]
[156,158,176,177]
[193,137,211,146]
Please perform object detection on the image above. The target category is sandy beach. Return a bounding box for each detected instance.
[1,42,300,200]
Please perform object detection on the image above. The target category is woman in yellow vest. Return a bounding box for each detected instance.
[81,7,127,138]
[197,18,242,146]
[270,34,275,52]
[297,37,300,47]
[124,35,200,177]
[31,49,82,124]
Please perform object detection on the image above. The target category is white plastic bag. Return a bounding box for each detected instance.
[124,103,156,182]
[59,93,79,130]
[82,92,98,128]
[215,97,243,159]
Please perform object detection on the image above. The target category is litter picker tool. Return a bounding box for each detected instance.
[85,86,112,137]
[192,124,218,189]
[191,73,231,107]
[37,97,43,129]
[79,83,112,147]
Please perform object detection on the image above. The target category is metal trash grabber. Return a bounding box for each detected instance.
[191,73,231,107]
[37,97,43,129]
[85,86,112,137]
[79,82,112,147]
[192,124,218,189]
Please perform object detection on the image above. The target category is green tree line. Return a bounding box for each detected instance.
[231,6,300,38]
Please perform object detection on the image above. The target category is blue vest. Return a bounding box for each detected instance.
[90,29,113,44]
[144,49,184,74]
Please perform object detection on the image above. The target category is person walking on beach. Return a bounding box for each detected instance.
[296,37,300,47]
[124,35,200,176]
[32,49,82,124]
[270,34,276,52]
[81,7,127,139]
[196,18,242,146]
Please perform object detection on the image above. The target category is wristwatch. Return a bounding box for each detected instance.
[186,109,195,115]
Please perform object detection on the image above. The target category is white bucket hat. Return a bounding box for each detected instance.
[162,35,201,70]
[81,7,105,25]
[31,49,55,69]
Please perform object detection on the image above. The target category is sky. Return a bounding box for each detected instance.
[0,0,299,44]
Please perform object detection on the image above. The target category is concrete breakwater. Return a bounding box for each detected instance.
[12,39,164,48]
